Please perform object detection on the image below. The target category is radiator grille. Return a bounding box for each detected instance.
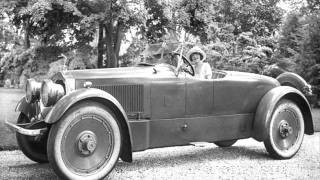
[92,84,144,113]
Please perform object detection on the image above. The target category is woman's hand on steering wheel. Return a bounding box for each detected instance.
[172,53,194,76]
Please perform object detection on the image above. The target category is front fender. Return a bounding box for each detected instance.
[252,86,314,141]
[15,97,37,120]
[44,87,132,141]
[45,88,126,122]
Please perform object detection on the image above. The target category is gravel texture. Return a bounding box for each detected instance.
[0,133,319,180]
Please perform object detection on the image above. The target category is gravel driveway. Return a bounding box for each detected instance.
[0,133,319,180]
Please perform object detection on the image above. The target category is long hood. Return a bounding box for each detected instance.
[60,67,153,79]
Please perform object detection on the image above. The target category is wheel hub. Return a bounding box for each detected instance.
[279,120,293,138]
[77,131,97,156]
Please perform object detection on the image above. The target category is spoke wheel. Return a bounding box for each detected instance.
[214,140,237,147]
[264,99,304,159]
[47,101,121,180]
[16,113,48,163]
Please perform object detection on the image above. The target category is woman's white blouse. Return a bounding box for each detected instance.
[194,62,212,79]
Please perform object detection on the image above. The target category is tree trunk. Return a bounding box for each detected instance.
[97,23,104,68]
[103,0,120,68]
[114,22,123,67]
[104,23,117,68]
[23,20,30,49]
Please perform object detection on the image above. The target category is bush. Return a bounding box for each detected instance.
[47,45,97,77]
[0,43,99,87]
[0,45,64,86]
[202,32,276,74]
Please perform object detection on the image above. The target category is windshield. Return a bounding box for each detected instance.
[139,43,182,67]
[140,53,181,67]
[137,43,195,76]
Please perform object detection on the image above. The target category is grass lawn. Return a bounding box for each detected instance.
[0,87,319,150]
[0,88,24,150]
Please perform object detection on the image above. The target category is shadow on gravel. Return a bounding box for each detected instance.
[8,162,51,169]
[117,144,269,169]
[4,162,58,180]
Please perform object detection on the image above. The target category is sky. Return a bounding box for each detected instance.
[277,0,307,13]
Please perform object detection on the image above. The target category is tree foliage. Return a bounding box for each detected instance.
[81,0,146,68]
[2,0,147,68]
[2,0,319,88]
[307,0,320,11]
[143,0,169,43]
[170,0,283,43]
[276,5,320,84]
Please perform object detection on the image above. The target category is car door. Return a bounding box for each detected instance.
[150,68,186,119]
[185,77,214,116]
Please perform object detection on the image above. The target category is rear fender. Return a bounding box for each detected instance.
[252,86,314,141]
[276,72,312,95]
[44,88,133,162]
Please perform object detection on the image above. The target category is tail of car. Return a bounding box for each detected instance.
[253,85,314,141]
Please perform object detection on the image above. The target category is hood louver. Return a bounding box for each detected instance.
[92,84,144,113]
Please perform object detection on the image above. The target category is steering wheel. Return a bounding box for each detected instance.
[172,53,195,76]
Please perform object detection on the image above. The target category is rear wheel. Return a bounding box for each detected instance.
[214,140,237,147]
[16,113,48,163]
[47,101,121,180]
[264,99,304,159]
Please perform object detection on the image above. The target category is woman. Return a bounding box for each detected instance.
[186,46,212,79]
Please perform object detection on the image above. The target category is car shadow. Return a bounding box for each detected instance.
[8,162,50,169]
[4,144,271,179]
[116,144,272,170]
[7,163,58,179]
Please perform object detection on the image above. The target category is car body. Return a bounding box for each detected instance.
[6,50,315,180]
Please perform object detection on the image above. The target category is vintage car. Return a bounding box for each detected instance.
[5,46,315,180]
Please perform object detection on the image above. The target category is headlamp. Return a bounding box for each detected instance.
[25,79,41,103]
[40,79,65,107]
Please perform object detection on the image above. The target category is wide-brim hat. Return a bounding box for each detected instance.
[186,46,206,61]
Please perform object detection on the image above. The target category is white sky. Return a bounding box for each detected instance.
[277,0,307,12]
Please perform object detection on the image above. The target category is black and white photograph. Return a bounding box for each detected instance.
[0,0,319,179]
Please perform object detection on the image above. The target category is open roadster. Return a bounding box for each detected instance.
[6,45,315,180]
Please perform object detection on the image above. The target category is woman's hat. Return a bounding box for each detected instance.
[186,46,206,61]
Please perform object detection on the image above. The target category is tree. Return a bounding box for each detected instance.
[6,0,147,68]
[0,0,30,49]
[81,0,146,68]
[143,0,169,43]
[275,1,320,83]
[171,0,283,43]
[277,12,301,58]
[295,10,320,81]
[307,0,320,11]
[12,0,83,47]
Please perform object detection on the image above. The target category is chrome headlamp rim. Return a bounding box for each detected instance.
[40,79,51,107]
[25,79,41,103]
[40,79,65,107]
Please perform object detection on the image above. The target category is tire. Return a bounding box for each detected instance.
[16,113,48,163]
[47,101,121,180]
[214,140,237,147]
[264,99,304,159]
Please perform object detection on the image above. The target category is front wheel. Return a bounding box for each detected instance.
[47,101,121,180]
[264,99,304,159]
